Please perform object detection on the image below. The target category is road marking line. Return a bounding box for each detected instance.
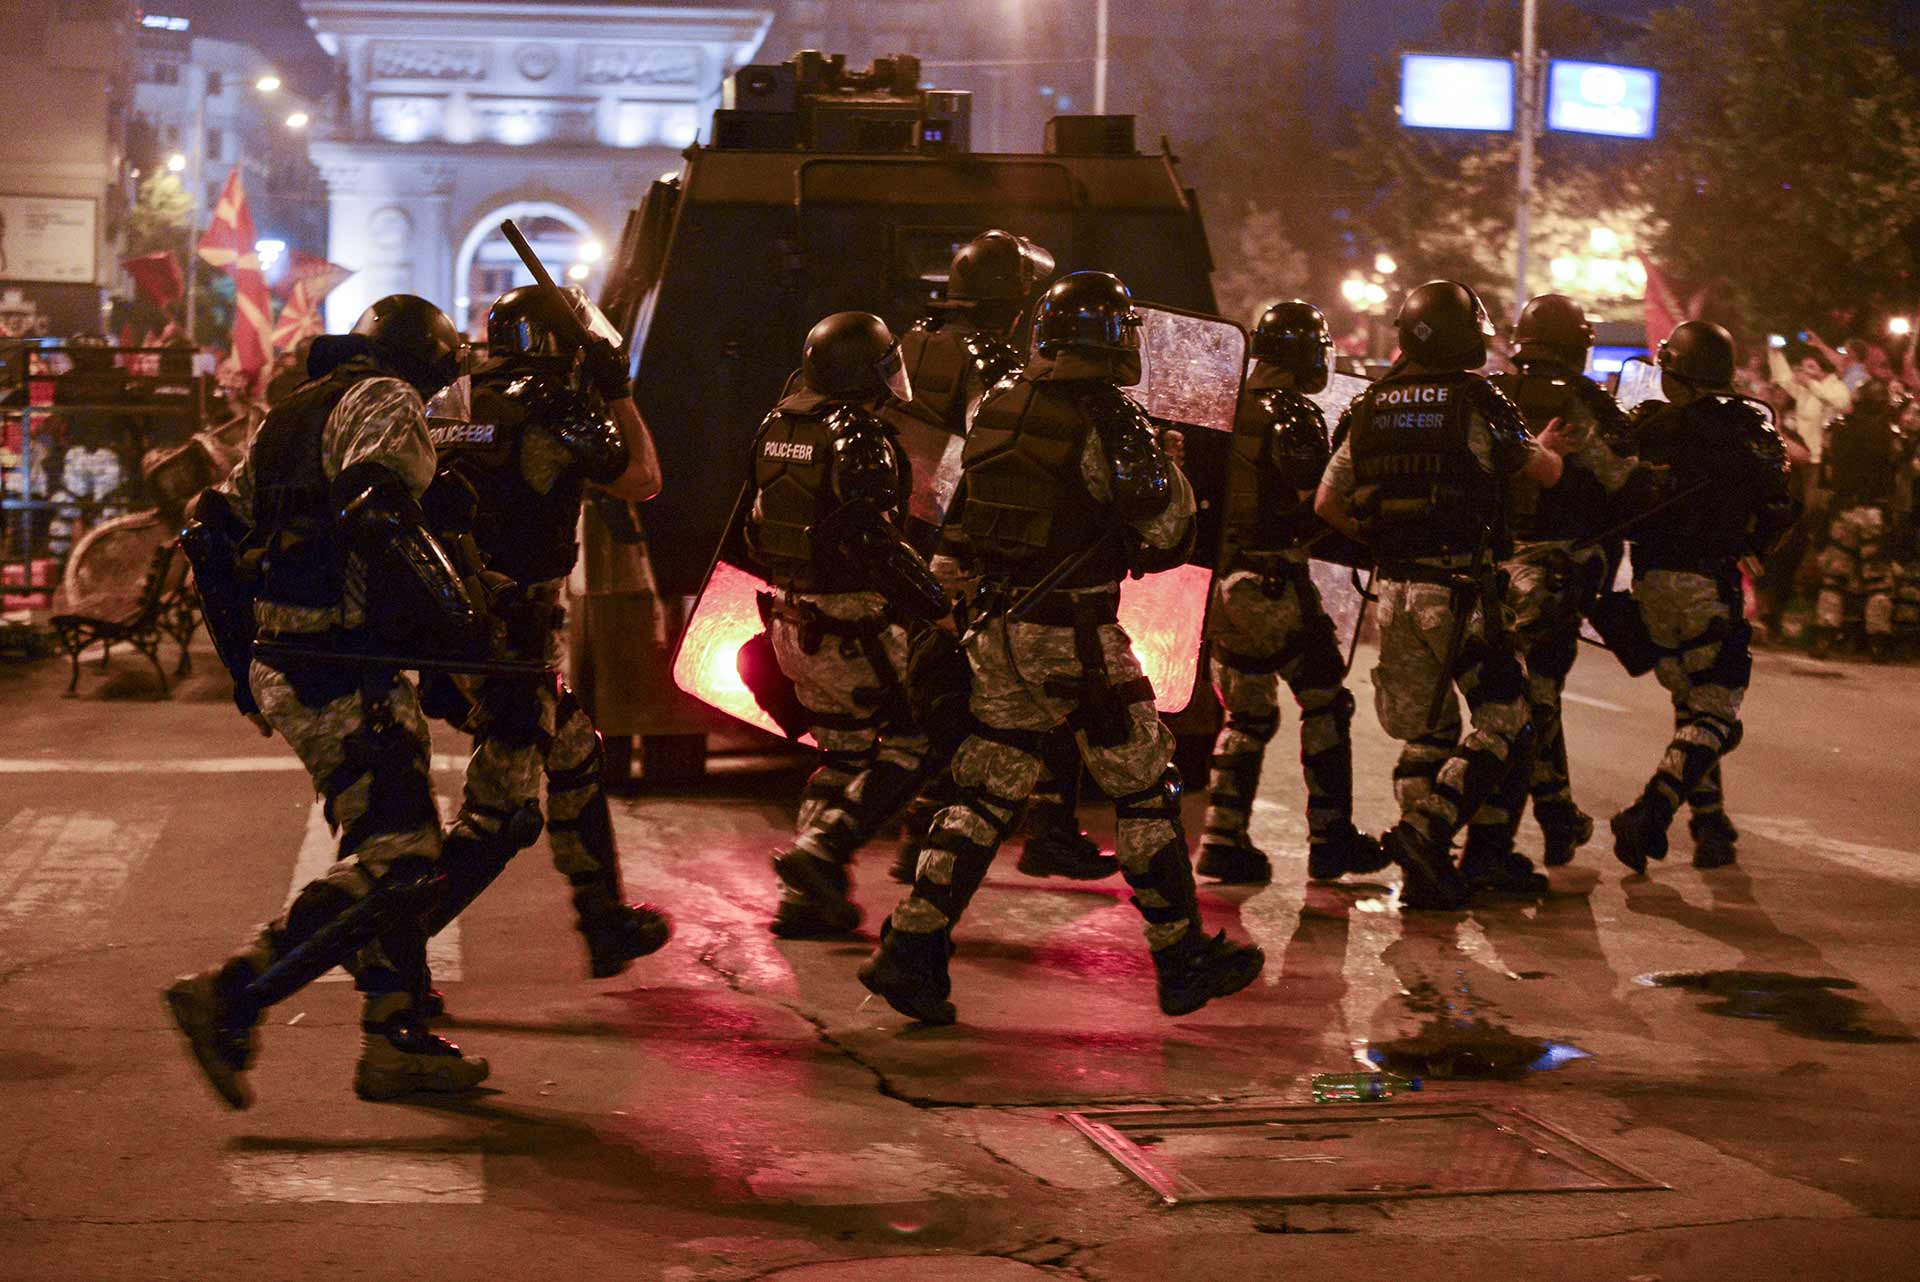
[226,1151,484,1204]
[1741,815,1920,885]
[0,809,165,928]
[1562,692,1630,713]
[0,754,470,774]
[291,796,463,983]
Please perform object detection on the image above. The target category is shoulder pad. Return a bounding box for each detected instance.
[1258,387,1328,438]
[1464,376,1528,440]
[1329,403,1356,453]
[960,332,1020,388]
[509,374,627,485]
[1570,375,1633,445]
[1076,380,1155,431]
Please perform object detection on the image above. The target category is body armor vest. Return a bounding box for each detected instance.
[960,376,1130,588]
[1631,396,1775,569]
[900,320,1019,435]
[1222,386,1327,561]
[1347,371,1498,562]
[1826,413,1895,507]
[433,360,588,585]
[747,390,911,593]
[1493,364,1610,543]
[248,366,368,610]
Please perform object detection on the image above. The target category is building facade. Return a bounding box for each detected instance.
[301,0,773,332]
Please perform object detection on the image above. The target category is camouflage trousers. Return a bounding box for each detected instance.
[235,659,442,999]
[892,596,1201,953]
[452,667,615,884]
[1632,568,1750,825]
[1467,543,1604,840]
[1371,577,1531,848]
[1816,505,1895,636]
[770,593,933,870]
[1202,565,1355,849]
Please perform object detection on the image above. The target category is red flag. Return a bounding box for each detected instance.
[273,249,347,300]
[271,260,355,350]
[121,251,185,312]
[197,168,274,377]
[1640,253,1710,350]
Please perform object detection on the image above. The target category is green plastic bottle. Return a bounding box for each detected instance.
[1310,1070,1423,1103]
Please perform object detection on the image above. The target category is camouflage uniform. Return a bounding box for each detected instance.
[1613,394,1794,870]
[1466,366,1650,865]
[421,364,667,977]
[224,374,444,999]
[1325,370,1539,907]
[1194,365,1378,884]
[1816,506,1895,640]
[872,354,1263,1022]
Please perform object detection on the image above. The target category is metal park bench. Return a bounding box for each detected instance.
[49,539,198,696]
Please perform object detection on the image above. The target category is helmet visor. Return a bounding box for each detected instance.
[876,340,912,403]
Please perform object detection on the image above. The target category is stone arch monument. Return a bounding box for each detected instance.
[302,0,773,330]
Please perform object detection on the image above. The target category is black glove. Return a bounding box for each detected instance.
[583,337,631,403]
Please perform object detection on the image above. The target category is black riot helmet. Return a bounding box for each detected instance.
[801,311,912,402]
[1394,279,1495,370]
[1656,320,1736,391]
[1512,293,1595,371]
[946,229,1056,306]
[1250,299,1333,394]
[487,284,585,357]
[350,294,466,396]
[1033,271,1143,358]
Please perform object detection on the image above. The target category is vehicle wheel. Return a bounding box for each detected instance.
[641,733,708,785]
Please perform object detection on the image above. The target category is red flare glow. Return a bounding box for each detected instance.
[1118,563,1212,714]
[672,561,815,745]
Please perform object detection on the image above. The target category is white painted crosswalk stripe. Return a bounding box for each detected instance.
[0,808,165,928]
[290,796,464,983]
[1562,691,1630,713]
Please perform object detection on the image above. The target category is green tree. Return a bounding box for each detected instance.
[1640,0,1920,335]
[125,171,192,257]
[1210,201,1313,329]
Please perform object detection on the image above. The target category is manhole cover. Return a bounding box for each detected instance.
[1063,1101,1665,1204]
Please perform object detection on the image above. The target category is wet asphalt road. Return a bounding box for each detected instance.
[2,638,1918,1281]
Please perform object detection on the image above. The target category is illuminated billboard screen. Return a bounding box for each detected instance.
[1547,60,1659,139]
[1399,54,1515,131]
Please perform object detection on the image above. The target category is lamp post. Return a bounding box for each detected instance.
[1512,0,1540,323]
[1093,0,1109,113]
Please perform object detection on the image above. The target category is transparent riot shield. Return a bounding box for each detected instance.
[1302,369,1375,657]
[1614,355,1663,414]
[670,482,818,744]
[1117,305,1248,713]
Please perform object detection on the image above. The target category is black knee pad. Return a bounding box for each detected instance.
[1704,637,1753,690]
[1124,837,1200,924]
[952,783,1022,839]
[1223,710,1280,743]
[1470,646,1528,705]
[1528,625,1580,682]
[1113,767,1183,822]
[1301,687,1356,730]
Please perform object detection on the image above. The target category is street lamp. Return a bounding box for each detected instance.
[255,74,281,94]
[284,111,310,130]
[1374,253,1398,277]
[166,152,187,172]
[1889,317,1912,338]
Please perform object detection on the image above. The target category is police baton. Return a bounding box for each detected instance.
[1568,478,1714,554]
[499,218,599,352]
[254,640,555,682]
[959,528,1125,648]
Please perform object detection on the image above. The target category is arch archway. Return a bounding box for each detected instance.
[453,199,603,335]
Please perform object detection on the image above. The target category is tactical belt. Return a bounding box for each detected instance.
[761,591,909,722]
[1374,557,1481,588]
[1014,589,1119,630]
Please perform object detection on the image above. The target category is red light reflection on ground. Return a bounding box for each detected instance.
[1118,564,1211,713]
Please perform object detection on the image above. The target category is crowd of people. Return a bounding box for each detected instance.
[156,227,1798,1109]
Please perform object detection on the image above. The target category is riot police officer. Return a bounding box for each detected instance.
[166,295,491,1108]
[900,229,1113,882]
[1198,300,1386,885]
[1462,294,1656,883]
[862,271,1266,1024]
[1315,281,1566,911]
[415,285,670,987]
[1612,321,1795,872]
[749,311,950,938]
[1813,379,1899,661]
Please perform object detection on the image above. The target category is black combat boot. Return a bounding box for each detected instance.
[769,849,863,938]
[1382,822,1472,911]
[1195,834,1274,884]
[1460,827,1550,898]
[1689,811,1739,869]
[1535,800,1594,868]
[857,922,956,1025]
[1016,804,1120,880]
[1307,822,1391,881]
[572,885,672,979]
[1610,795,1672,874]
[353,993,490,1101]
[1152,927,1266,1016]
[163,962,261,1110]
